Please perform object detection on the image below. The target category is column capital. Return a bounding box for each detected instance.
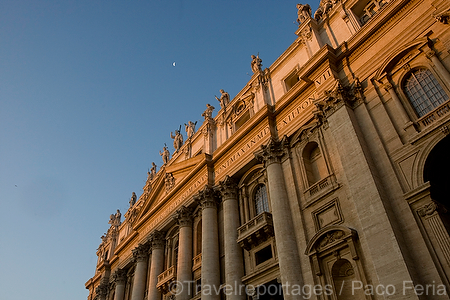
[174,206,193,227]
[112,269,127,285]
[194,185,219,210]
[150,230,165,249]
[254,136,289,167]
[218,175,238,201]
[132,244,149,262]
[95,283,108,297]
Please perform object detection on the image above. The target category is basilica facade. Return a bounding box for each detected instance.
[85,0,450,299]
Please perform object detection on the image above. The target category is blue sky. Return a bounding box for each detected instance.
[0,1,320,299]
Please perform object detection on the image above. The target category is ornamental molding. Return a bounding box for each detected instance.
[433,7,450,25]
[174,206,193,227]
[194,185,219,210]
[150,230,166,249]
[132,244,149,262]
[313,79,365,123]
[218,175,238,200]
[112,269,127,285]
[254,136,290,167]
[417,201,446,217]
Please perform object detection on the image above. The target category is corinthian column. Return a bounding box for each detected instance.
[195,186,220,300]
[147,231,165,300]
[218,176,245,300]
[113,269,127,300]
[174,206,193,300]
[131,244,149,300]
[254,137,303,300]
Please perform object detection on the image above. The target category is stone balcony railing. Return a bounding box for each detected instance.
[304,174,339,204]
[192,253,202,272]
[156,265,176,293]
[237,212,274,250]
[416,100,450,131]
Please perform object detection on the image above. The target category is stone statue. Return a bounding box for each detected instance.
[202,104,215,120]
[185,121,197,138]
[297,4,312,24]
[215,89,230,110]
[108,210,121,226]
[251,54,262,73]
[159,145,170,165]
[115,209,121,224]
[129,192,137,207]
[150,162,157,177]
[170,126,184,152]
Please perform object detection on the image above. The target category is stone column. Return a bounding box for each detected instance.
[383,83,411,125]
[196,186,221,300]
[427,50,450,86]
[131,244,149,300]
[218,176,245,300]
[174,206,194,300]
[113,269,127,300]
[147,231,165,300]
[255,137,303,300]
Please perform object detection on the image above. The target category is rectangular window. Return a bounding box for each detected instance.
[255,245,273,265]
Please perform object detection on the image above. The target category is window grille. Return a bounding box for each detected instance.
[404,68,449,117]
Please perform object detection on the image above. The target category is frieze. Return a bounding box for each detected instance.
[215,126,270,177]
[140,171,208,238]
[276,96,314,132]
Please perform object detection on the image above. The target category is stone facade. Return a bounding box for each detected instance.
[86,0,450,299]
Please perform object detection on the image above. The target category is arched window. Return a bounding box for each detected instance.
[254,184,269,215]
[303,142,328,186]
[403,68,449,117]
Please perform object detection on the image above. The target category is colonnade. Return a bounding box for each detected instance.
[107,141,303,300]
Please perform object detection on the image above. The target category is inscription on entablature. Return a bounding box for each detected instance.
[214,126,271,177]
[140,172,208,239]
[314,69,333,86]
[276,95,314,132]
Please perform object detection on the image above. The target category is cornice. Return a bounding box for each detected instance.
[211,105,272,164]
[338,0,428,79]
[134,154,210,230]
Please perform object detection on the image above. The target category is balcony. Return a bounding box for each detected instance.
[157,265,176,294]
[416,101,450,131]
[192,253,202,272]
[237,212,274,250]
[304,174,339,205]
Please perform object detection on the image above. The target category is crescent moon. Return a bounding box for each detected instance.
[172,62,176,67]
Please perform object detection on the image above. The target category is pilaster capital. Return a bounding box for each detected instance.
[150,230,165,249]
[218,175,238,201]
[132,244,149,262]
[254,136,289,167]
[426,50,436,59]
[174,206,193,227]
[417,201,446,217]
[112,269,127,285]
[382,82,393,91]
[194,185,219,210]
